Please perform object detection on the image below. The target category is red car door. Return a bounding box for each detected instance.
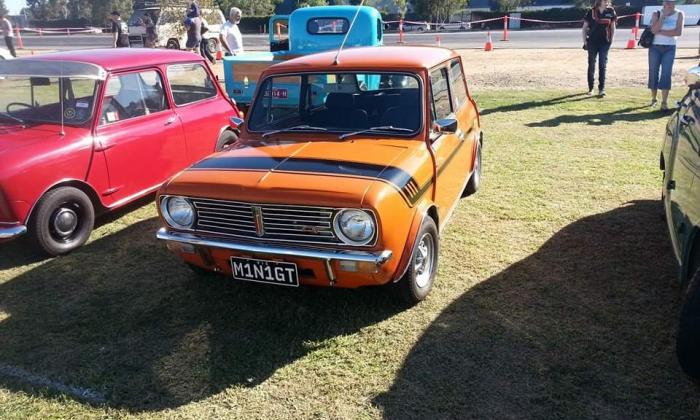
[94,69,187,206]
[166,63,231,161]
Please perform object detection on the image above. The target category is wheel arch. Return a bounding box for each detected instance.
[682,227,700,287]
[25,180,104,225]
[392,204,439,283]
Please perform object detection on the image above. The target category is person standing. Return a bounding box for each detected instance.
[1,14,16,57]
[582,0,617,97]
[109,11,129,48]
[649,0,684,111]
[143,13,157,48]
[220,7,244,56]
[199,17,216,64]
[185,3,202,53]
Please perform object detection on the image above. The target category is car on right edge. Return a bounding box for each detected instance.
[660,65,700,383]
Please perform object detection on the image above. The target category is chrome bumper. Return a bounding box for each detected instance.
[0,224,27,240]
[156,228,393,285]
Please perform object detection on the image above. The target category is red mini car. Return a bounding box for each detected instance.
[0,49,241,256]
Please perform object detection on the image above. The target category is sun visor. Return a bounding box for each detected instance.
[0,59,107,80]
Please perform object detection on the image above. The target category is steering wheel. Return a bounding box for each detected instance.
[6,102,34,113]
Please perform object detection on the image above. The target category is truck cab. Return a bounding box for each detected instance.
[224,5,383,111]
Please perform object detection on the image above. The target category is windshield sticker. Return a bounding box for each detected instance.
[105,111,119,123]
[63,108,76,119]
[76,101,89,108]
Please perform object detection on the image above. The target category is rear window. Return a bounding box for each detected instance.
[167,63,217,106]
[307,18,349,34]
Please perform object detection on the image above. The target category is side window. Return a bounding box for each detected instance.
[448,59,468,110]
[101,70,166,125]
[167,63,217,106]
[430,67,453,123]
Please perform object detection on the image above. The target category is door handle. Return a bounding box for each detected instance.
[681,115,696,127]
[165,116,176,126]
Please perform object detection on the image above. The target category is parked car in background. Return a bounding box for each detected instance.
[0,49,242,256]
[384,21,430,32]
[660,65,700,383]
[156,45,483,305]
[437,21,470,31]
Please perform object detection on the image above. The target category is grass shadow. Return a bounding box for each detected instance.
[479,93,591,116]
[526,106,667,127]
[0,194,155,270]
[0,217,402,411]
[374,200,700,418]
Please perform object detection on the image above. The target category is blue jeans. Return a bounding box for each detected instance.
[648,44,676,90]
[587,42,611,91]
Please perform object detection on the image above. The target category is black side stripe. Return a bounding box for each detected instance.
[407,138,469,205]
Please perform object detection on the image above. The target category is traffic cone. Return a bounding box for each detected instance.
[625,28,636,49]
[484,31,493,51]
[216,49,222,60]
[436,35,441,46]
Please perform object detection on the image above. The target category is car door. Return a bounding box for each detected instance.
[428,65,472,224]
[665,88,700,264]
[94,69,187,206]
[167,62,229,161]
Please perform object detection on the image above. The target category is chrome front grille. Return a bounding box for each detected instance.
[191,198,340,245]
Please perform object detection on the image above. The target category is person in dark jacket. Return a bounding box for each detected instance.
[582,0,617,97]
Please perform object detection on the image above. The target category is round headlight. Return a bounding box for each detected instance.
[333,209,375,245]
[161,196,195,229]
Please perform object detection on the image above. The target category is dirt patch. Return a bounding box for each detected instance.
[459,48,699,90]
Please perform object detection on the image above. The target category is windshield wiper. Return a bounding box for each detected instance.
[339,126,413,140]
[0,112,25,126]
[261,125,327,139]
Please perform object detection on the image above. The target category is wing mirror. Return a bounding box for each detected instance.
[685,66,700,89]
[433,118,458,134]
[229,116,244,129]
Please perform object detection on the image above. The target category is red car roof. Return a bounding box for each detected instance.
[33,48,206,71]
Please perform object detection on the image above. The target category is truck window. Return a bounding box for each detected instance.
[307,18,349,34]
[430,67,453,123]
[167,64,217,106]
[448,59,467,110]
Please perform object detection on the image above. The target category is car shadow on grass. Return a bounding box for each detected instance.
[0,217,403,411]
[0,194,156,270]
[374,200,700,418]
[526,106,665,127]
[479,93,591,116]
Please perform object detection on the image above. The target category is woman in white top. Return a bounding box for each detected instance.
[220,7,244,56]
[648,0,684,111]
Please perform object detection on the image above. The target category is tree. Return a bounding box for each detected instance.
[0,0,8,17]
[413,0,466,22]
[26,0,70,20]
[219,0,282,16]
[494,0,532,12]
[90,0,132,25]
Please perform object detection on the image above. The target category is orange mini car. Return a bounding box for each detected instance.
[156,46,482,304]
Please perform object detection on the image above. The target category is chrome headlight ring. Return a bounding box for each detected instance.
[333,209,376,246]
[160,196,196,230]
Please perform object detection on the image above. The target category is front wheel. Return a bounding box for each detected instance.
[215,130,239,151]
[206,38,218,54]
[28,186,95,256]
[678,267,700,383]
[395,217,439,305]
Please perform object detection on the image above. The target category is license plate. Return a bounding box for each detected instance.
[230,257,299,287]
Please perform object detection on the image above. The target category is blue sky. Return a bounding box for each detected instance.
[6,0,24,14]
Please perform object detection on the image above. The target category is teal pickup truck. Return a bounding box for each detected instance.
[223,5,383,111]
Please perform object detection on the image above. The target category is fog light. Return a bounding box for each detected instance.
[338,261,358,272]
[338,260,379,274]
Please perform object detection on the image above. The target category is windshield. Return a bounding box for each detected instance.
[128,9,160,27]
[0,76,98,125]
[248,72,422,136]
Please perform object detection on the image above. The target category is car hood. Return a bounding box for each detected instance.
[0,123,82,154]
[163,138,419,208]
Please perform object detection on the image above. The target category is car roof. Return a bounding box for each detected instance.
[265,46,459,74]
[33,48,205,72]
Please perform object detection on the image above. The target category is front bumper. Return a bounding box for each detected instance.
[0,224,27,240]
[156,228,393,286]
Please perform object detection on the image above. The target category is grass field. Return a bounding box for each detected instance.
[1,88,699,418]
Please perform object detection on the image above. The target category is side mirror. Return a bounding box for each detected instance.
[685,66,700,89]
[230,116,244,129]
[433,118,458,134]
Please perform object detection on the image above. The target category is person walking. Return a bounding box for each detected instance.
[199,17,216,64]
[649,0,684,111]
[184,3,202,54]
[1,13,16,57]
[109,11,129,48]
[582,0,617,97]
[220,7,244,56]
[143,13,157,48]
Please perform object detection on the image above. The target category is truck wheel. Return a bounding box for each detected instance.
[463,140,482,197]
[678,266,700,383]
[396,216,439,305]
[215,130,238,151]
[28,186,95,256]
[166,39,180,50]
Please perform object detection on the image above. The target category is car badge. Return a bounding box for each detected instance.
[252,206,265,237]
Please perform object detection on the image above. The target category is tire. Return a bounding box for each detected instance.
[28,187,95,256]
[463,140,482,197]
[206,38,218,54]
[678,267,700,383]
[166,39,180,50]
[395,216,439,305]
[215,130,238,151]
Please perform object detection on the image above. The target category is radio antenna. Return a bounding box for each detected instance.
[333,0,365,66]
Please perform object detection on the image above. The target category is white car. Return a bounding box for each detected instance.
[438,22,470,31]
[0,48,13,60]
